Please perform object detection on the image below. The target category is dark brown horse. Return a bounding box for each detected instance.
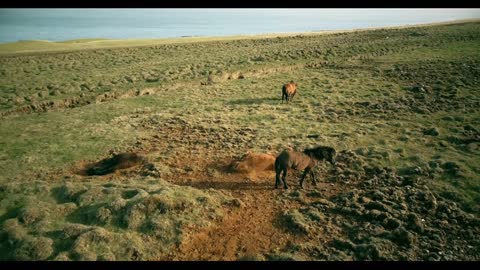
[282,81,298,104]
[275,146,336,189]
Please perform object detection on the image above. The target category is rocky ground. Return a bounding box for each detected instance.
[1,21,479,261]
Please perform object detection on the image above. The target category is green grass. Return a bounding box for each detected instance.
[0,32,335,55]
[0,20,479,260]
[0,178,237,260]
[376,40,480,62]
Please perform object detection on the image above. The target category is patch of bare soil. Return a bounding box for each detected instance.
[160,173,346,261]
[165,187,291,260]
[67,115,352,260]
[67,115,479,261]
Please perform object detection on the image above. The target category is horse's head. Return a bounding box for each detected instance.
[304,146,336,165]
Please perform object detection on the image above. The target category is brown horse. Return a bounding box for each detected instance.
[274,146,336,189]
[282,81,298,104]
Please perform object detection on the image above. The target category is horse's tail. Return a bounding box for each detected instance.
[281,85,286,102]
[274,157,282,187]
[275,157,282,174]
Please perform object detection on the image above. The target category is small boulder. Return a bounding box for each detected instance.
[423,127,439,136]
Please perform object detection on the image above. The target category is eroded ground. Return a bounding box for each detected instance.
[0,21,479,261]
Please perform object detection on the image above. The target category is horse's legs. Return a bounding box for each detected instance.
[282,168,288,189]
[310,170,317,186]
[275,170,282,189]
[299,168,310,189]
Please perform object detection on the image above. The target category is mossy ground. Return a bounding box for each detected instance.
[0,21,479,260]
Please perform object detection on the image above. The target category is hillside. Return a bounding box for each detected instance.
[0,21,479,261]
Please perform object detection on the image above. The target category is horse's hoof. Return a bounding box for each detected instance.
[284,186,289,189]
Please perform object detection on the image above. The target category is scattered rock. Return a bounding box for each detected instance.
[383,217,402,230]
[441,161,462,176]
[332,238,356,251]
[410,84,427,93]
[145,76,160,83]
[125,76,137,83]
[423,127,440,136]
[223,198,243,208]
[388,227,414,247]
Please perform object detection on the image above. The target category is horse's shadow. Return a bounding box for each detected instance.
[181,180,273,191]
[226,97,278,105]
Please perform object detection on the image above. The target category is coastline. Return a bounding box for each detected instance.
[0,18,479,56]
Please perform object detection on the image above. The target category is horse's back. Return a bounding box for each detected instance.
[276,149,305,168]
[284,83,297,94]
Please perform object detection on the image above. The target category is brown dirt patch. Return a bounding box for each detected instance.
[164,187,296,260]
[161,177,347,261]
[68,117,354,260]
[155,147,347,260]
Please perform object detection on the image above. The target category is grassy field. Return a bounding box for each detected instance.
[0,20,479,261]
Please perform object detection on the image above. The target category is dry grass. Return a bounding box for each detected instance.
[0,21,479,261]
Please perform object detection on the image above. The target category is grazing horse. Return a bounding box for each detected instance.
[282,81,298,104]
[275,146,336,189]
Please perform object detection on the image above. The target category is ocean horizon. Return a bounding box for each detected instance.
[0,8,479,43]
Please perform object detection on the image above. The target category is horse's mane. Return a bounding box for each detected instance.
[303,146,336,160]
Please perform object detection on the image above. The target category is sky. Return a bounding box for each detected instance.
[1,8,479,23]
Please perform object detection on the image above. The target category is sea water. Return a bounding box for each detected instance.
[0,8,478,43]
